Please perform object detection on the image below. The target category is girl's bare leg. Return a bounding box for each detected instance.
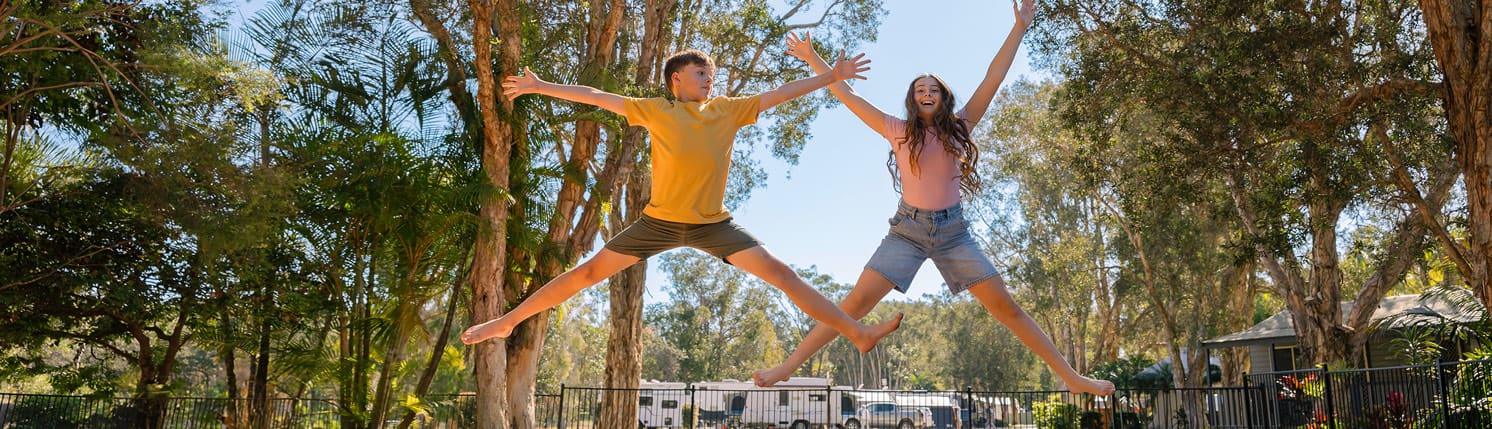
[967,276,1116,395]
[753,269,899,387]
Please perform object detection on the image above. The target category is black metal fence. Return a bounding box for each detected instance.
[550,360,1489,429]
[1,359,1486,428]
[0,393,561,428]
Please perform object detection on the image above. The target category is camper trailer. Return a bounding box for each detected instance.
[692,380,757,427]
[639,380,689,429]
[698,377,853,429]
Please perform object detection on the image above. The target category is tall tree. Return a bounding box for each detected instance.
[1412,0,1492,312]
[975,81,1134,384]
[1036,0,1458,366]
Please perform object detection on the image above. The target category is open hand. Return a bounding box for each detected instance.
[784,32,819,65]
[501,67,546,99]
[1014,0,1036,29]
[828,51,870,81]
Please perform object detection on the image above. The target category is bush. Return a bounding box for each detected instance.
[1116,411,1145,429]
[7,396,92,429]
[1031,397,1079,429]
[1079,411,1103,429]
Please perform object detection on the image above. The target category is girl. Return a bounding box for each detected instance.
[754,0,1115,396]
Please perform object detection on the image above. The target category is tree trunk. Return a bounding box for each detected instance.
[220,312,245,428]
[368,302,413,429]
[1418,0,1492,311]
[1300,183,1349,365]
[601,151,652,429]
[252,306,272,429]
[1220,263,1255,386]
[468,0,519,427]
[602,263,648,429]
[397,270,465,429]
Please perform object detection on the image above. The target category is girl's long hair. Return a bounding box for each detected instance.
[890,74,982,195]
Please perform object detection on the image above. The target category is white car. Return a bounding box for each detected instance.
[847,402,925,429]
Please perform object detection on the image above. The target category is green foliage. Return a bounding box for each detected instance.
[1031,0,1449,367]
[4,395,95,429]
[1031,396,1079,429]
[1085,356,1155,390]
[644,251,784,382]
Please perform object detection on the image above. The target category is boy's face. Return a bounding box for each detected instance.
[671,63,715,101]
[912,76,943,117]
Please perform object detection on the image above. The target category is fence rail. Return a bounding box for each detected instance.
[1,359,1486,428]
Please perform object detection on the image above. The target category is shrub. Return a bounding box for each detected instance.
[1032,397,1079,429]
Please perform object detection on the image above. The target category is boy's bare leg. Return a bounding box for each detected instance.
[461,249,641,344]
[754,269,898,387]
[966,276,1116,396]
[726,246,903,353]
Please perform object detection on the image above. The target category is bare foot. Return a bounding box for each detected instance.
[753,366,793,387]
[850,313,903,353]
[461,319,514,345]
[1066,376,1117,396]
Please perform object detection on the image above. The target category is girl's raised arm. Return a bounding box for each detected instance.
[961,0,1035,128]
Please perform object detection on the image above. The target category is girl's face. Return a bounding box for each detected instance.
[911,76,944,119]
[672,64,716,102]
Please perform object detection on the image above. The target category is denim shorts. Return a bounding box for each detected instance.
[865,201,1002,293]
[603,214,764,261]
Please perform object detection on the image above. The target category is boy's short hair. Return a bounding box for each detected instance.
[663,49,715,94]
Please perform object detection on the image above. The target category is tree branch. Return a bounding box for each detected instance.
[1377,124,1471,278]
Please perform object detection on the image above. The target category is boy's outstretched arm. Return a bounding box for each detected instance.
[756,50,870,113]
[785,32,892,137]
[962,0,1035,127]
[503,66,627,115]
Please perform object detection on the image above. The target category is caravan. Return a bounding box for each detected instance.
[636,378,862,429]
[732,377,848,429]
[639,380,689,429]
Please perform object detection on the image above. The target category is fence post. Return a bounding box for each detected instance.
[1242,372,1254,429]
[1319,364,1335,429]
[558,384,566,429]
[1437,361,1450,428]
[829,384,841,429]
[962,386,972,429]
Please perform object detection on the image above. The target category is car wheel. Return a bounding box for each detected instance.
[898,419,914,429]
[843,418,861,429]
[791,421,809,429]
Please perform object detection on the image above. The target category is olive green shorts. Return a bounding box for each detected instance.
[603,214,764,261]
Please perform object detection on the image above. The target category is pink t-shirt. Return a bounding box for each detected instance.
[878,110,969,210]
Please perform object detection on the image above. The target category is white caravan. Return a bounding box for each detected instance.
[697,377,853,429]
[638,380,689,429]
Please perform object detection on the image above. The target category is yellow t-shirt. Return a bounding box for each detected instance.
[623,95,761,224]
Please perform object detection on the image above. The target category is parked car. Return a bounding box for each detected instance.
[907,406,934,428]
[848,401,925,429]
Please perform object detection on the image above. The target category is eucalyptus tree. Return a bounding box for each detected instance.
[1412,0,1492,314]
[1035,0,1457,366]
[973,80,1135,383]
